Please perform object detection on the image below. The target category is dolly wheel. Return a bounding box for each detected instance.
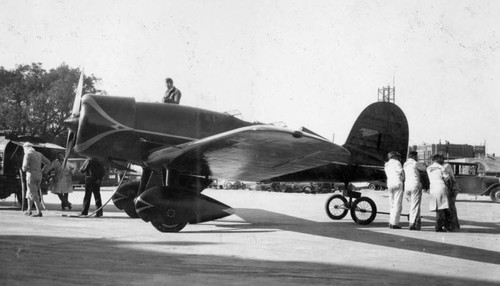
[350,197,377,225]
[325,194,349,220]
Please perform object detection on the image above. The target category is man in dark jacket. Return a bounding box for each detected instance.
[79,158,105,217]
[162,77,182,104]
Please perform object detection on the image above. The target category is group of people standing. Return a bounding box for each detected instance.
[21,142,105,217]
[384,151,460,232]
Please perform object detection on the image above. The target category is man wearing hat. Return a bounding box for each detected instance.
[162,77,182,104]
[384,151,405,229]
[22,142,51,217]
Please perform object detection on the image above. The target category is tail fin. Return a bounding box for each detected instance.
[343,102,408,166]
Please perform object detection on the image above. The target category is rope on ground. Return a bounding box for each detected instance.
[62,164,130,218]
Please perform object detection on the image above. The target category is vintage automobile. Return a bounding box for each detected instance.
[353,181,387,191]
[253,181,341,194]
[448,162,500,203]
[69,158,141,188]
[0,131,63,204]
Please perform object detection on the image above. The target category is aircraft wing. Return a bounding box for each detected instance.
[145,125,350,182]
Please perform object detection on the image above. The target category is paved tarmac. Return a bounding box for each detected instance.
[0,187,499,285]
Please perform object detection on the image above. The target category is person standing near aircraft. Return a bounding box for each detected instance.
[427,154,451,232]
[403,151,425,230]
[162,77,182,104]
[384,151,405,229]
[443,161,460,231]
[48,153,76,211]
[79,158,106,217]
[22,142,51,217]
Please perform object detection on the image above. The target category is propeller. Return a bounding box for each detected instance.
[63,70,84,169]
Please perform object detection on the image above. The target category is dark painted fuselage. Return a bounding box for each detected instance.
[74,95,253,166]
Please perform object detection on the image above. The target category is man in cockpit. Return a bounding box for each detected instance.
[162,77,182,104]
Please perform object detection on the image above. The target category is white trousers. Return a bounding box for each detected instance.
[406,186,422,228]
[388,185,404,226]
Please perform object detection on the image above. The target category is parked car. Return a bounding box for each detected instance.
[69,158,140,188]
[253,182,340,194]
[353,181,387,191]
[448,162,500,203]
[209,179,248,190]
[0,132,61,204]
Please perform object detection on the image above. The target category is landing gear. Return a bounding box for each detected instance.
[112,181,140,218]
[350,196,377,225]
[151,221,188,233]
[325,194,348,220]
[325,183,378,225]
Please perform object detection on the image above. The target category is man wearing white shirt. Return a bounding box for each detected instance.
[403,151,426,230]
[384,151,405,229]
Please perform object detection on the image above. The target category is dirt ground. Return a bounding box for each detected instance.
[0,187,499,285]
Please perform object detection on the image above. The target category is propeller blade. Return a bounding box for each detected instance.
[62,131,75,169]
[63,69,84,168]
[72,69,84,117]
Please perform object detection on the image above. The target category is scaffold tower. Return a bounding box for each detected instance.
[377,86,395,103]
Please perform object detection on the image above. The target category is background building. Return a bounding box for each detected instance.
[411,142,487,166]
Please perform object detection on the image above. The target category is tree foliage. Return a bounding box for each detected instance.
[0,63,104,146]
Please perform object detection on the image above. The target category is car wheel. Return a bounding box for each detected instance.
[272,183,283,192]
[302,186,312,194]
[490,187,500,203]
[368,183,376,190]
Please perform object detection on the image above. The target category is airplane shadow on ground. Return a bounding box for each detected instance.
[203,208,500,266]
[455,199,494,204]
[421,215,500,234]
[3,202,499,267]
[0,234,498,286]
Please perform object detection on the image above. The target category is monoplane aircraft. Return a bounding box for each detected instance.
[63,73,408,232]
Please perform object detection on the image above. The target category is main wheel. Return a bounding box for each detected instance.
[325,194,349,220]
[368,183,376,190]
[151,221,187,232]
[350,197,377,225]
[490,187,500,203]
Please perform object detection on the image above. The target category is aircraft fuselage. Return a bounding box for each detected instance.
[73,95,253,166]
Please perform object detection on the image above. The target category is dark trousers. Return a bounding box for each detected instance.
[435,209,451,231]
[81,181,102,216]
[57,193,71,208]
[448,192,460,231]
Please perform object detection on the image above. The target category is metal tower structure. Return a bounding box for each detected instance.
[377,86,395,103]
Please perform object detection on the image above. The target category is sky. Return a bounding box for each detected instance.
[1,0,500,154]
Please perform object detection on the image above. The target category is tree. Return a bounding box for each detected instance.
[0,63,104,146]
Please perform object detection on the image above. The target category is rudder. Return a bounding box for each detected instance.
[343,102,408,166]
